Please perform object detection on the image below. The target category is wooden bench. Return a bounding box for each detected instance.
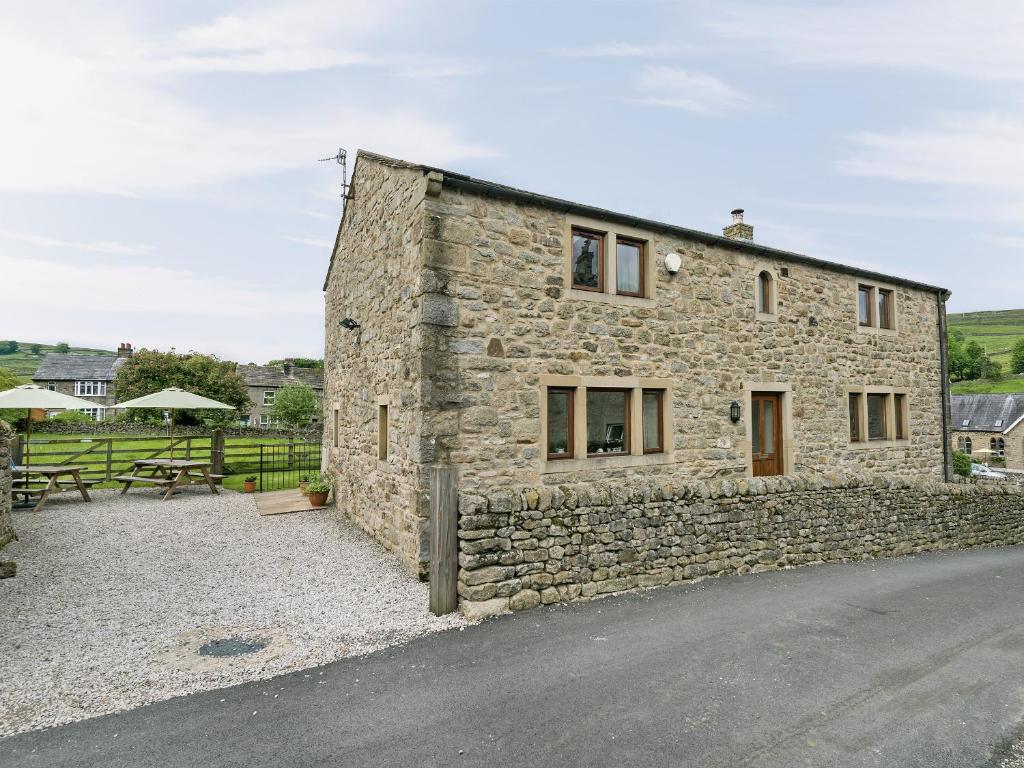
[113,475,174,487]
[187,472,224,480]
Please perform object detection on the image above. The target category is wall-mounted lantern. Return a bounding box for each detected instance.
[729,400,741,423]
[340,317,361,330]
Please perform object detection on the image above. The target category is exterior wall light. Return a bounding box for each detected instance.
[340,318,361,330]
[729,400,741,423]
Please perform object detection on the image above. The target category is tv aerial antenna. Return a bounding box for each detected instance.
[319,148,352,210]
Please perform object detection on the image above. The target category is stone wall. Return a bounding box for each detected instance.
[456,475,1024,616]
[322,154,434,576]
[0,421,15,550]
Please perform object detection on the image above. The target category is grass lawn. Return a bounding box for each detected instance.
[0,342,114,379]
[951,378,1024,395]
[949,309,1024,371]
[19,432,319,491]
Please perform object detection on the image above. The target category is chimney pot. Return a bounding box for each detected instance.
[117,342,133,358]
[723,209,754,241]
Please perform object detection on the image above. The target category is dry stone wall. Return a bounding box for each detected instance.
[0,421,15,549]
[456,475,1024,617]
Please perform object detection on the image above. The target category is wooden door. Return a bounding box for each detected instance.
[751,392,783,477]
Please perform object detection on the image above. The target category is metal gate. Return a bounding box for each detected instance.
[257,440,321,492]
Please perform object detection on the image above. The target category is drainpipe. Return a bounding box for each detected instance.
[936,290,953,482]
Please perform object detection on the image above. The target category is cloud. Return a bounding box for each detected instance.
[0,228,155,256]
[839,115,1024,189]
[550,42,683,59]
[633,66,752,114]
[709,1,1024,80]
[283,235,334,248]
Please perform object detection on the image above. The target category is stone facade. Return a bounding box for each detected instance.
[952,427,1024,470]
[323,151,953,579]
[239,363,324,429]
[0,421,15,550]
[456,475,1024,617]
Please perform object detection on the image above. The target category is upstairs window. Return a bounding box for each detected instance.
[615,238,644,297]
[572,228,604,292]
[75,380,106,396]
[878,289,894,330]
[757,271,775,316]
[263,390,275,406]
[46,382,56,391]
[858,286,873,327]
[858,283,896,331]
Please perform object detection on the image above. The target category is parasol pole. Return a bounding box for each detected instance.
[169,409,175,461]
[25,407,32,469]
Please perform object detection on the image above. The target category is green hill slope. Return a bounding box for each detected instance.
[948,309,1024,394]
[0,342,115,381]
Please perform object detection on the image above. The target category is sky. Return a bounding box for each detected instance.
[1,0,1023,363]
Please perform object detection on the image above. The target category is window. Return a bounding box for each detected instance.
[962,419,971,427]
[858,286,873,327]
[878,289,894,330]
[642,390,664,453]
[894,393,907,439]
[586,389,630,455]
[46,382,56,391]
[74,380,106,396]
[867,394,887,440]
[546,389,574,459]
[378,405,389,460]
[991,437,1005,457]
[858,283,897,331]
[615,237,644,297]
[571,228,604,292]
[80,408,98,420]
[259,414,270,427]
[958,436,972,454]
[757,271,774,315]
[994,419,1003,428]
[849,393,862,442]
[263,391,275,406]
[333,408,339,448]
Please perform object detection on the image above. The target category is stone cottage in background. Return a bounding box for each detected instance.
[238,361,324,428]
[31,342,133,421]
[951,393,1024,470]
[323,150,954,581]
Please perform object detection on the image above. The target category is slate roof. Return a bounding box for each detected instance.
[32,353,124,381]
[240,365,323,391]
[951,394,1024,433]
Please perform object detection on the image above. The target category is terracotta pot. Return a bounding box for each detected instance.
[244,480,256,493]
[299,482,310,495]
[308,491,329,507]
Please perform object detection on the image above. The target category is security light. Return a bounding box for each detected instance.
[340,318,361,330]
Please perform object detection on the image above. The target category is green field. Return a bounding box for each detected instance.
[17,432,319,492]
[948,309,1024,394]
[0,341,114,380]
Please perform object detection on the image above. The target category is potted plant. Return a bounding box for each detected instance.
[243,476,257,493]
[305,474,331,507]
[299,475,311,495]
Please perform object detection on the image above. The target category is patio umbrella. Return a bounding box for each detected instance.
[114,387,236,459]
[0,384,104,467]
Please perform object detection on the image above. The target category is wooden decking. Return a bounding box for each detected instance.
[253,489,328,516]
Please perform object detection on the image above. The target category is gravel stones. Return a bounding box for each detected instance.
[0,489,463,737]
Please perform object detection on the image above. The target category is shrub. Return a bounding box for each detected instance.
[306,473,332,494]
[47,410,94,424]
[952,450,971,478]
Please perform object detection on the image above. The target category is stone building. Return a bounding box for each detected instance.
[951,394,1024,469]
[237,362,324,428]
[322,151,953,578]
[31,342,133,420]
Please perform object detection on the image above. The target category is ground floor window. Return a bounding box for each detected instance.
[642,390,664,453]
[848,393,862,442]
[586,389,630,455]
[849,389,909,444]
[546,389,573,459]
[957,435,972,454]
[991,437,1005,457]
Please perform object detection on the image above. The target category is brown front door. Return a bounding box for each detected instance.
[751,392,783,477]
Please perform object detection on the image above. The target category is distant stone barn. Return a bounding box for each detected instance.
[951,393,1024,469]
[321,150,953,578]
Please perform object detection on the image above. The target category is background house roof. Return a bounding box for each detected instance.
[240,365,323,391]
[32,354,125,381]
[950,394,1024,433]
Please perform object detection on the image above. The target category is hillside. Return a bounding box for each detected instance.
[948,309,1024,394]
[0,342,115,381]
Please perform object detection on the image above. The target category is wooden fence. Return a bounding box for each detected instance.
[8,430,319,485]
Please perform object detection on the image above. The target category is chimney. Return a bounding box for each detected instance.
[283,358,293,377]
[722,208,754,241]
[117,342,133,358]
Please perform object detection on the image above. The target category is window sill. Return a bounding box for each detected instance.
[541,451,675,474]
[856,325,898,336]
[567,288,656,308]
[755,311,779,323]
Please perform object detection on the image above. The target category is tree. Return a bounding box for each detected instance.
[947,329,968,381]
[29,343,41,355]
[114,349,251,425]
[1012,338,1024,375]
[0,340,18,355]
[270,384,318,433]
[0,369,24,423]
[983,358,1004,381]
[266,358,323,369]
[54,342,70,353]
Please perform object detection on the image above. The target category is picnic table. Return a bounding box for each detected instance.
[12,465,94,511]
[114,459,221,501]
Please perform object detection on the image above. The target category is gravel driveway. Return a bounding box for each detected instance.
[0,489,463,737]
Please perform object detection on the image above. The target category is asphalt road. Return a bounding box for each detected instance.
[4,547,1024,768]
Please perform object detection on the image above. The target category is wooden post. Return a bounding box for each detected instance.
[211,429,224,485]
[105,438,113,481]
[429,466,458,616]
